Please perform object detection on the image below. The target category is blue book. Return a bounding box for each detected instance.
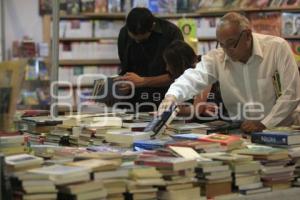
[133,139,172,151]
[251,131,300,146]
[171,133,207,140]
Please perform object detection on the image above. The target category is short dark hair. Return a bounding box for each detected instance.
[126,7,155,35]
[163,40,199,79]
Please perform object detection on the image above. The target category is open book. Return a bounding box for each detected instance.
[144,104,178,138]
[92,75,120,107]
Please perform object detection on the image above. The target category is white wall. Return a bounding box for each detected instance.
[4,0,43,59]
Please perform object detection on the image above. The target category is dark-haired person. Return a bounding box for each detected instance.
[163,40,227,120]
[116,7,183,112]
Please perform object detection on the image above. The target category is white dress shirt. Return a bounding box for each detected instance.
[166,33,300,128]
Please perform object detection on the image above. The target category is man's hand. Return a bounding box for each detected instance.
[241,120,266,134]
[158,95,177,115]
[116,72,145,87]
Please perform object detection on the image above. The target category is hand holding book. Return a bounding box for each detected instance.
[158,94,177,116]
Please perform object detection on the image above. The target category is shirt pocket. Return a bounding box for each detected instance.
[257,77,276,103]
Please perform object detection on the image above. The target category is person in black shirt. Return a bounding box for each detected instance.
[116,7,183,112]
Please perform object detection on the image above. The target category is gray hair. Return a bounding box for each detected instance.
[217,12,251,32]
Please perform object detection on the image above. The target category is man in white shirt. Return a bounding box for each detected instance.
[160,12,300,133]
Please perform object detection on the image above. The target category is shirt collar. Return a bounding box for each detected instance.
[224,33,263,63]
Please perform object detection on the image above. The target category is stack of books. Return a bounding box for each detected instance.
[0,135,25,155]
[28,164,91,185]
[133,139,173,151]
[235,144,295,190]
[195,155,232,198]
[58,180,107,200]
[12,173,57,200]
[126,166,164,200]
[135,156,201,200]
[203,152,261,196]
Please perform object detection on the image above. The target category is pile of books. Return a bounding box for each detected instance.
[135,155,201,200]
[127,166,164,200]
[235,144,295,190]
[204,152,266,195]
[195,155,232,198]
[0,135,25,155]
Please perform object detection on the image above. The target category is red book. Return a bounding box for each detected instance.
[199,133,242,150]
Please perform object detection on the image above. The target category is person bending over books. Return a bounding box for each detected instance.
[163,40,228,121]
[115,7,183,112]
[159,12,300,134]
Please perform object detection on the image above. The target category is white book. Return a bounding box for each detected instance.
[5,154,43,169]
[28,164,91,180]
[105,131,151,145]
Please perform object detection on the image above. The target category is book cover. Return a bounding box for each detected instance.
[251,131,300,145]
[81,0,95,13]
[108,0,121,12]
[199,133,242,146]
[282,13,300,36]
[143,104,177,137]
[66,0,81,15]
[133,139,172,150]
[178,18,197,51]
[281,0,300,7]
[288,40,300,67]
[94,0,108,13]
[248,12,282,36]
[171,133,207,140]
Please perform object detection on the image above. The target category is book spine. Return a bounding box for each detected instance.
[251,133,288,145]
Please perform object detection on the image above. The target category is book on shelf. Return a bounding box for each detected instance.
[108,0,122,12]
[94,0,108,13]
[81,0,95,13]
[282,13,300,36]
[65,0,81,15]
[248,12,282,37]
[288,41,300,67]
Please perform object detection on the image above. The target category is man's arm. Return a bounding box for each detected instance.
[261,40,300,128]
[166,54,218,102]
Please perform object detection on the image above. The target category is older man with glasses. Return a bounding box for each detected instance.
[160,12,300,134]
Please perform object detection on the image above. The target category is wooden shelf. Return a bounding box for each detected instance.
[60,13,126,19]
[58,8,300,20]
[196,7,300,16]
[59,37,117,42]
[59,59,120,65]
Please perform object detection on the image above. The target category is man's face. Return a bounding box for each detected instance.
[128,31,151,43]
[216,25,251,62]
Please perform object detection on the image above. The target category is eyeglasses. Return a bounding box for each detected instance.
[216,30,247,49]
